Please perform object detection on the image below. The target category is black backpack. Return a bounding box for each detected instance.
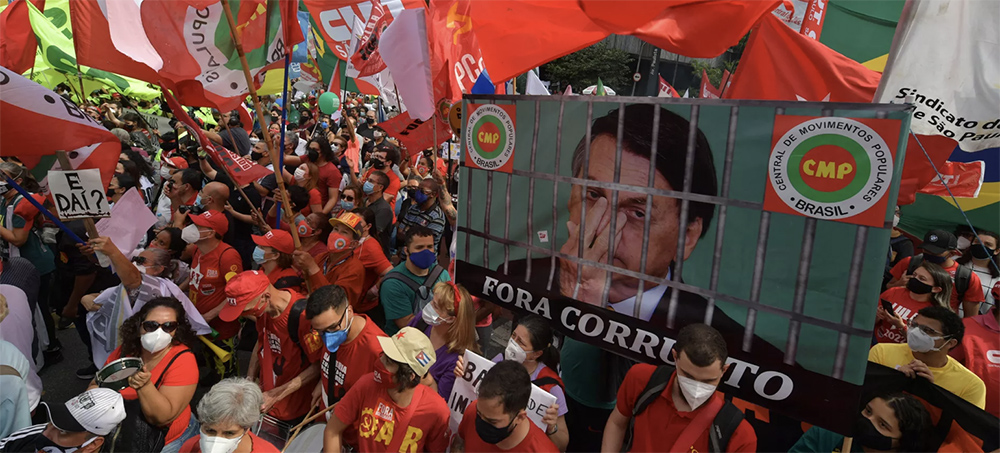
[622,365,744,453]
[906,254,972,300]
[379,264,445,320]
[286,298,311,364]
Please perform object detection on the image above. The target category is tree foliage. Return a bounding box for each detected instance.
[540,43,636,93]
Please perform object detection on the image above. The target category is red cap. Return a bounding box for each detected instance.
[166,157,188,169]
[329,211,363,238]
[190,210,229,236]
[252,229,294,255]
[220,270,270,322]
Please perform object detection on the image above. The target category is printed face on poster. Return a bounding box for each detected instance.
[456,98,910,435]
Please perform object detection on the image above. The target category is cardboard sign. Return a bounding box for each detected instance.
[48,168,111,219]
[447,350,556,434]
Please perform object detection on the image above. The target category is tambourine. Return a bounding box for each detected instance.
[96,357,143,391]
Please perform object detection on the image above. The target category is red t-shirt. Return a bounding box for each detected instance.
[315,163,342,206]
[949,313,1000,417]
[178,432,280,453]
[890,257,985,311]
[333,373,450,452]
[106,345,198,445]
[267,267,300,285]
[354,237,392,313]
[301,187,323,217]
[875,287,934,344]
[307,252,366,310]
[320,315,385,446]
[615,364,756,453]
[256,289,325,421]
[458,400,559,452]
[189,243,244,339]
[308,241,329,261]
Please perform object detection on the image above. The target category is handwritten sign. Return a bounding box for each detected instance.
[447,350,556,434]
[48,169,110,219]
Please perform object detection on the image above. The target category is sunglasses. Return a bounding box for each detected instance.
[131,256,147,265]
[142,320,178,333]
[341,194,355,202]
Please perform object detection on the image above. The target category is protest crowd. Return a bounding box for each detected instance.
[1,1,998,452]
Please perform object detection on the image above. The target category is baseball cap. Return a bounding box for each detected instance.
[220,270,270,322]
[165,156,188,170]
[190,210,229,236]
[329,212,362,238]
[42,388,126,436]
[252,229,294,254]
[921,229,957,255]
[377,327,436,377]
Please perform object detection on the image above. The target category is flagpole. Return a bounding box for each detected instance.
[873,0,915,101]
[277,54,291,229]
[221,0,302,250]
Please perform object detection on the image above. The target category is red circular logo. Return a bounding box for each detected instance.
[475,121,501,154]
[799,145,856,193]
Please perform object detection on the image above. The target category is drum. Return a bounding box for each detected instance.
[282,424,325,452]
[96,357,143,391]
[252,414,293,450]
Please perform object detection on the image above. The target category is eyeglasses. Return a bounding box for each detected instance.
[142,320,178,333]
[908,320,944,337]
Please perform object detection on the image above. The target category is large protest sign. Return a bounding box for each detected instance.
[447,350,556,434]
[455,96,912,435]
[47,168,111,219]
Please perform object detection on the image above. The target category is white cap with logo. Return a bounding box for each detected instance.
[41,388,127,436]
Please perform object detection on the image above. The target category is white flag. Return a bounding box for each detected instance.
[876,0,1000,151]
[526,70,551,95]
[380,8,435,121]
[682,88,690,98]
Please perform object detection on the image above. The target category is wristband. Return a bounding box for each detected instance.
[546,424,558,435]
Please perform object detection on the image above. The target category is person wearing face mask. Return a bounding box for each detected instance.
[334,184,365,218]
[869,306,987,409]
[396,178,447,252]
[185,210,243,385]
[305,285,385,430]
[409,281,479,399]
[359,145,403,204]
[875,261,954,344]
[379,227,451,335]
[179,378,280,453]
[950,283,1000,417]
[292,212,367,308]
[361,171,394,257]
[324,327,450,452]
[790,392,933,452]
[292,162,324,216]
[297,214,330,261]
[0,387,127,453]
[888,229,985,318]
[106,172,137,207]
[601,323,756,453]
[304,137,342,214]
[220,270,324,433]
[251,229,299,284]
[883,208,915,291]
[451,361,560,453]
[454,314,569,450]
[956,230,1000,310]
[81,238,210,369]
[88,298,201,453]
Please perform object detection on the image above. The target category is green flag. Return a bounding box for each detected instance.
[596,78,606,96]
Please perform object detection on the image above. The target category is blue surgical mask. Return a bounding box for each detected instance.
[323,313,353,353]
[340,200,355,211]
[363,181,375,194]
[409,249,437,270]
[252,246,268,265]
[414,191,429,205]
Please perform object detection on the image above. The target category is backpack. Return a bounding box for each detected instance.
[285,298,311,364]
[622,365,744,453]
[906,254,972,301]
[380,264,445,318]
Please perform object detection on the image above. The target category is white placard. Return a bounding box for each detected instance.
[95,188,157,258]
[447,350,557,434]
[47,169,111,219]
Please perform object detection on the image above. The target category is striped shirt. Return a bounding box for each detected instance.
[399,204,447,249]
[0,423,46,451]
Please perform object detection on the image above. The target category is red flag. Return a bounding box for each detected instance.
[161,90,271,187]
[657,75,678,97]
[0,0,44,75]
[725,15,955,205]
[699,69,721,99]
[0,66,119,189]
[468,0,779,83]
[917,161,985,199]
[351,1,391,77]
[379,111,451,155]
[429,0,488,99]
[70,0,166,86]
[800,0,828,40]
[303,0,426,60]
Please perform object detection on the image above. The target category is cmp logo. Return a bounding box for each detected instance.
[766,116,900,227]
[465,103,517,173]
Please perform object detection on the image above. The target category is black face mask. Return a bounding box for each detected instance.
[906,277,934,295]
[475,413,515,445]
[372,159,386,170]
[307,150,320,162]
[924,253,947,264]
[251,151,265,162]
[854,416,896,451]
[970,244,995,260]
[106,188,117,198]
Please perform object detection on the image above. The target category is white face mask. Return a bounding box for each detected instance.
[421,302,451,326]
[892,214,900,228]
[676,375,717,410]
[504,338,529,363]
[957,237,972,250]
[159,166,172,180]
[199,432,244,453]
[293,167,308,182]
[140,327,173,353]
[907,328,949,353]
[135,264,148,274]
[181,224,202,244]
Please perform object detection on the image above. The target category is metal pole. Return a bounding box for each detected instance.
[630,41,645,96]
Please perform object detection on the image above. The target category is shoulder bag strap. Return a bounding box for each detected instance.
[153,348,193,388]
[669,397,724,453]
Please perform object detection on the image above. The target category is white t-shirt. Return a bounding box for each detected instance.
[0,285,42,410]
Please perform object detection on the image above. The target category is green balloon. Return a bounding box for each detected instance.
[318,92,340,114]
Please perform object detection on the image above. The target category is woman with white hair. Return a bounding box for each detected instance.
[179,378,280,453]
